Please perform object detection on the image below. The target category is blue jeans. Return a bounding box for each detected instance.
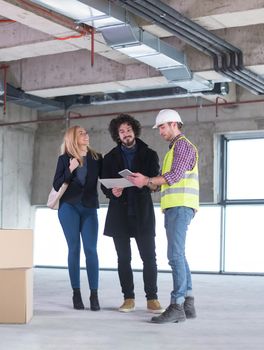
[58,202,99,290]
[164,206,194,305]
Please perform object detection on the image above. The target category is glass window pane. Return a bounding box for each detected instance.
[34,205,221,272]
[227,139,264,199]
[225,205,264,273]
[186,206,221,272]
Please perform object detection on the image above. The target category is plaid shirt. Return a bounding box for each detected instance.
[163,134,196,186]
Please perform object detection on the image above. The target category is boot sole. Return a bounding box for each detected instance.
[118,307,135,313]
[147,308,165,314]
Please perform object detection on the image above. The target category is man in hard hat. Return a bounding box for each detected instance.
[128,109,199,324]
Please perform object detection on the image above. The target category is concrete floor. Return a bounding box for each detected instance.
[0,268,264,350]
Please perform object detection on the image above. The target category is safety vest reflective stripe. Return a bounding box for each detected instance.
[161,187,199,197]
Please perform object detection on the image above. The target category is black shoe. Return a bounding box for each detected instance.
[73,289,84,310]
[184,296,197,319]
[151,304,186,324]
[90,290,100,311]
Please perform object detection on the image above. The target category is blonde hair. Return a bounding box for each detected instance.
[61,125,99,165]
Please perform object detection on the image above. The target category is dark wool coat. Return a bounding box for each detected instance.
[101,138,160,237]
[53,152,102,208]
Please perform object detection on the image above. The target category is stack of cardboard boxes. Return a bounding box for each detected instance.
[0,229,33,324]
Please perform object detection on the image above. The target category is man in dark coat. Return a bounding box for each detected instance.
[101,114,163,313]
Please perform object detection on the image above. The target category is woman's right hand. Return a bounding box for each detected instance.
[112,187,123,197]
[69,158,79,173]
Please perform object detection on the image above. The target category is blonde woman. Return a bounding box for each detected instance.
[52,125,102,311]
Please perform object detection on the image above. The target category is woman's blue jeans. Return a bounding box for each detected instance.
[58,202,99,290]
[164,206,194,305]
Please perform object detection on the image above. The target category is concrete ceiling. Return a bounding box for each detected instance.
[1,0,264,108]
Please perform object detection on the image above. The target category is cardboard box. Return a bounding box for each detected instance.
[0,268,33,324]
[0,229,33,268]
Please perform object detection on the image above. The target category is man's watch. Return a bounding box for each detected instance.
[147,177,153,187]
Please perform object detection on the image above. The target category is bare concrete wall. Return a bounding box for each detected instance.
[0,103,37,228]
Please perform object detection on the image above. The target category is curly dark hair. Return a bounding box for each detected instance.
[108,113,141,143]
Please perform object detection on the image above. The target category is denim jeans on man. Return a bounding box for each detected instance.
[58,202,99,290]
[165,206,194,305]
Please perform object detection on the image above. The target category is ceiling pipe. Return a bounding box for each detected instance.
[133,0,264,93]
[125,0,264,93]
[123,2,264,93]
[112,0,264,94]
[1,98,264,127]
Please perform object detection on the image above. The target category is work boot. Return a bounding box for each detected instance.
[151,303,186,324]
[184,296,196,319]
[147,299,164,314]
[72,288,84,310]
[118,299,135,312]
[89,290,100,311]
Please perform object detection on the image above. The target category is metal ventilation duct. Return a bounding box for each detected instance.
[30,0,214,93]
[1,84,64,112]
[100,23,192,81]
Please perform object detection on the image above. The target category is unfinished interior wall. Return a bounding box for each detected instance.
[0,103,37,228]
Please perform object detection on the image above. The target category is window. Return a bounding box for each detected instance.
[226,138,264,200]
[221,134,264,274]
[34,205,221,272]
[33,134,264,274]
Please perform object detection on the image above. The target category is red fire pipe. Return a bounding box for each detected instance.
[91,28,95,67]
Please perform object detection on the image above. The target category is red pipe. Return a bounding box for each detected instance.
[1,98,264,127]
[55,34,84,41]
[91,28,95,67]
[0,19,16,23]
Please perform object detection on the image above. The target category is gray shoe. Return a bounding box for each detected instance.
[184,296,197,319]
[151,303,186,324]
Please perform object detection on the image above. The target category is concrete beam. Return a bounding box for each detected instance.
[14,50,160,96]
[164,0,264,19]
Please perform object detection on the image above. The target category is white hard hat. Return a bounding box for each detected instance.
[153,109,183,128]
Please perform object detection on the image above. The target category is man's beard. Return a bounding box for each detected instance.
[122,137,135,147]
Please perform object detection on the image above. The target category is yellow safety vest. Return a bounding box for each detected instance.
[161,135,199,211]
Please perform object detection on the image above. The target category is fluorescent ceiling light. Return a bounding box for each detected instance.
[30,0,93,20]
[30,0,121,28]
